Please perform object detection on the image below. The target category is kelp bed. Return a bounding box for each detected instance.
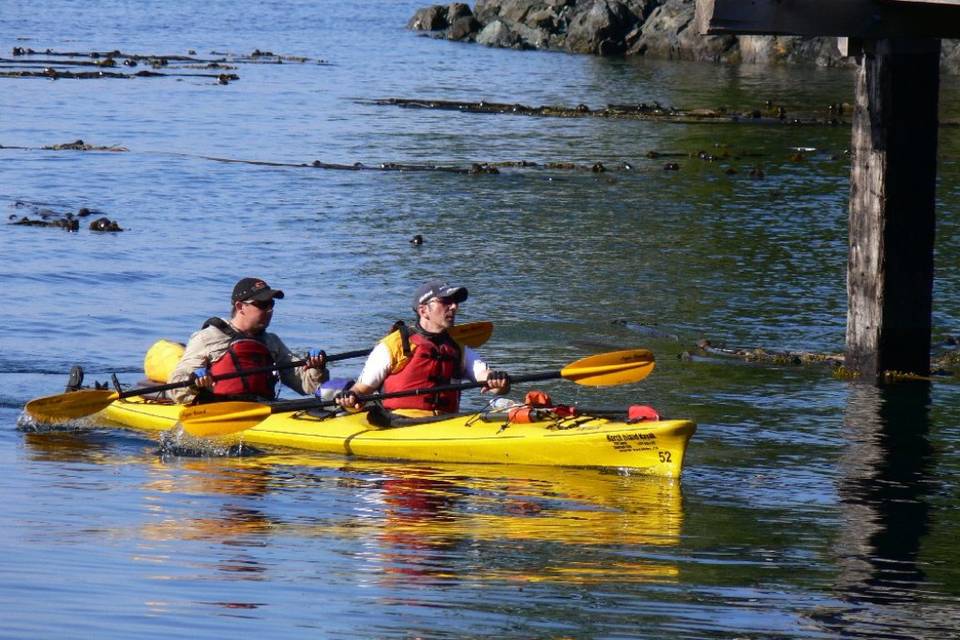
[1,47,327,82]
[681,338,960,380]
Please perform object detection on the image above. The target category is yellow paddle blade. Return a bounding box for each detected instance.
[560,349,656,386]
[24,389,120,423]
[179,401,272,437]
[449,321,493,348]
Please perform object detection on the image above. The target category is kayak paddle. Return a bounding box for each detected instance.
[179,348,655,437]
[24,320,494,424]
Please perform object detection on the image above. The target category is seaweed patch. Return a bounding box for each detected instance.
[7,201,123,232]
[1,47,329,82]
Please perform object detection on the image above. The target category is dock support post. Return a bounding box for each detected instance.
[845,38,941,378]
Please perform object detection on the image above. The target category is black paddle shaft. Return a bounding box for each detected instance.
[115,348,369,399]
[265,369,563,415]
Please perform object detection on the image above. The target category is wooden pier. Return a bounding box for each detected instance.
[696,0,960,379]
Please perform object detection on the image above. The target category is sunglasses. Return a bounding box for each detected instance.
[243,299,275,310]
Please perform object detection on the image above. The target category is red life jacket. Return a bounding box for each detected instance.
[382,325,463,413]
[203,317,278,399]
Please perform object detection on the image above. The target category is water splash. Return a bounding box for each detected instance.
[15,411,92,433]
[157,424,261,459]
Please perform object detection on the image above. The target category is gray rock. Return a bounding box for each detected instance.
[408,2,474,31]
[474,12,564,49]
[408,5,451,31]
[566,0,634,54]
[448,2,474,21]
[448,15,482,40]
[627,0,734,61]
[734,35,849,68]
[476,19,526,48]
[527,8,559,30]
[474,0,537,24]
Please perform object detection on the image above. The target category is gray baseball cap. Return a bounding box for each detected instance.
[412,280,468,311]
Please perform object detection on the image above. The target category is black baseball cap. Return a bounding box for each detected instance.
[232,277,285,303]
[412,280,468,311]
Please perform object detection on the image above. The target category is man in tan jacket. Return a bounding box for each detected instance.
[168,277,327,404]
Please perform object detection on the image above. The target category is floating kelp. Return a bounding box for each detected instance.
[7,201,122,232]
[933,341,960,374]
[1,139,836,180]
[684,339,845,367]
[1,141,716,173]
[9,214,123,232]
[683,338,960,380]
[0,67,138,80]
[182,63,238,70]
[209,49,328,64]
[1,47,327,81]
[88,217,124,232]
[1,139,128,151]
[43,139,128,152]
[9,215,80,231]
[371,96,960,128]
[201,155,645,174]
[0,65,239,82]
[10,47,325,64]
[367,97,854,126]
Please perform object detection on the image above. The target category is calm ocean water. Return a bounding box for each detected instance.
[3,1,960,637]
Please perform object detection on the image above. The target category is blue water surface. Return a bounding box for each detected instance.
[3,1,960,638]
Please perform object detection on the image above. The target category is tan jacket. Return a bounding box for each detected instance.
[168,318,324,404]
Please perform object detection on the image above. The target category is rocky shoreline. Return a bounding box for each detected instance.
[409,0,960,75]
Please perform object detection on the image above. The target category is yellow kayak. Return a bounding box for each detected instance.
[99,396,696,476]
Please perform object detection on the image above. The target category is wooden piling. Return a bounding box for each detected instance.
[845,38,941,378]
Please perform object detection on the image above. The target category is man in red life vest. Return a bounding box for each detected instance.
[335,280,510,416]
[167,277,328,404]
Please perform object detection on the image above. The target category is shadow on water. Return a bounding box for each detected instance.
[816,382,959,636]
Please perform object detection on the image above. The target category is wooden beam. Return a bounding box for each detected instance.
[888,0,960,6]
[845,38,940,378]
[696,0,960,38]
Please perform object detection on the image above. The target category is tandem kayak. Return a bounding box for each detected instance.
[98,396,696,476]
